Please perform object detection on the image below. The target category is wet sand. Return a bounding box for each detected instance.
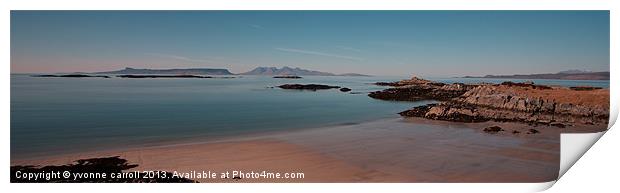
[12,118,604,182]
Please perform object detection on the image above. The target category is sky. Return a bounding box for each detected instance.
[11,11,610,77]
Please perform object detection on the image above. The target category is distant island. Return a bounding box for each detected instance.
[117,75,214,78]
[462,70,609,80]
[91,66,370,77]
[95,67,234,75]
[33,74,110,78]
[240,66,370,76]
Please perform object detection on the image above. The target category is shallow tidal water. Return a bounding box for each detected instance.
[10,74,609,159]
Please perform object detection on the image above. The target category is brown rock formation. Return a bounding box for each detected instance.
[368,77,474,101]
[483,126,504,133]
[371,77,609,128]
[398,83,609,126]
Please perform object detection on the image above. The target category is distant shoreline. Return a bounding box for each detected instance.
[461,71,609,80]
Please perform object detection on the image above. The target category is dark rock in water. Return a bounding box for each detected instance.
[398,104,437,117]
[369,86,434,101]
[117,75,212,78]
[339,87,352,92]
[349,92,365,95]
[369,77,473,102]
[10,156,195,183]
[550,122,566,128]
[526,129,540,134]
[483,126,504,134]
[500,81,551,90]
[368,84,469,101]
[375,82,401,86]
[273,75,302,79]
[569,86,602,91]
[277,84,340,91]
[33,74,110,78]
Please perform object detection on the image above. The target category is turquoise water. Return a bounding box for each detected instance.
[11,75,423,159]
[10,75,609,159]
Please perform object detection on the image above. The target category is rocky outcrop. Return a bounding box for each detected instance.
[278,84,340,91]
[372,77,609,127]
[458,85,608,118]
[398,83,609,126]
[399,102,492,123]
[369,77,474,101]
[339,87,352,92]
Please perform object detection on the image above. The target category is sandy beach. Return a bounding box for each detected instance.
[12,117,604,183]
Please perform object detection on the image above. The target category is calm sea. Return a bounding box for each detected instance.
[10,74,609,159]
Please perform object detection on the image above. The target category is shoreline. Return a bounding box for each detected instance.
[12,116,596,182]
[10,116,403,162]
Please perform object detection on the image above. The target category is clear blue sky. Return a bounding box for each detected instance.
[11,11,609,77]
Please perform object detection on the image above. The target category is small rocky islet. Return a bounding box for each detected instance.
[33,74,111,78]
[369,76,609,133]
[273,75,302,79]
[277,84,349,91]
[277,84,340,90]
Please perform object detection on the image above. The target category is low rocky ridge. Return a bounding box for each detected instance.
[369,77,476,101]
[273,75,302,79]
[371,76,609,128]
[278,84,340,91]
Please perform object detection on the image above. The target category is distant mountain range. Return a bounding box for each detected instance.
[239,66,369,76]
[93,66,370,76]
[240,66,333,76]
[463,70,609,80]
[95,67,234,75]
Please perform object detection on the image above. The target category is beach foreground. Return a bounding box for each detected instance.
[12,118,604,183]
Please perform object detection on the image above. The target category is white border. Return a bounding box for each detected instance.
[2,0,617,193]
